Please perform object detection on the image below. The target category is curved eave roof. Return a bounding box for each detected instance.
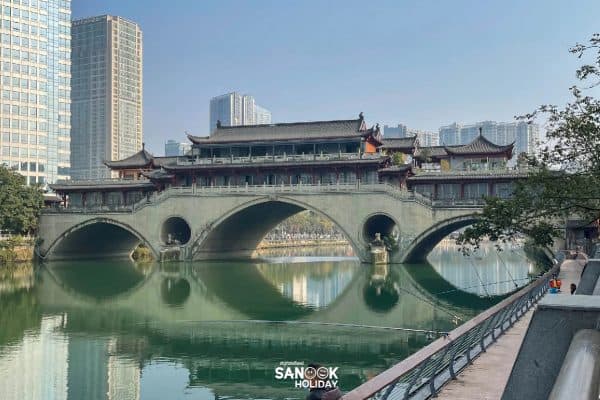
[381,136,418,150]
[443,135,514,156]
[187,117,370,145]
[104,148,155,169]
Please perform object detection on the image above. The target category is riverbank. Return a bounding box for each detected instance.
[257,239,349,249]
[0,242,34,265]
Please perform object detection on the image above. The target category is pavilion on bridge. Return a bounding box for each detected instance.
[50,114,527,208]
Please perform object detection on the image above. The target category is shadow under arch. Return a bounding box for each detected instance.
[43,217,159,261]
[43,260,153,302]
[191,261,317,320]
[190,197,363,261]
[401,214,479,264]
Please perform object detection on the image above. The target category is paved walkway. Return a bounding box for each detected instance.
[436,259,584,400]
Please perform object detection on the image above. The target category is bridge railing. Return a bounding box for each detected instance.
[174,152,382,166]
[342,261,560,400]
[43,182,486,214]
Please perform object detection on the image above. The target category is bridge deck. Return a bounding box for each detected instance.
[435,259,584,400]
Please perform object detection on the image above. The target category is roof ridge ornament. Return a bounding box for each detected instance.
[359,112,364,120]
[216,120,222,128]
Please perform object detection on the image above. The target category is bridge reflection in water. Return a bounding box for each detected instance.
[0,244,542,400]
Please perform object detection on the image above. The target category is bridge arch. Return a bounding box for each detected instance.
[189,196,365,261]
[401,214,480,264]
[43,217,159,261]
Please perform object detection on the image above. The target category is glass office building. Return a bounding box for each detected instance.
[0,0,71,184]
[71,15,143,179]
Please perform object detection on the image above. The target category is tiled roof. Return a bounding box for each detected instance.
[415,146,449,159]
[187,117,369,145]
[141,169,175,180]
[152,156,179,167]
[104,147,154,168]
[378,164,412,174]
[444,135,514,155]
[408,170,529,181]
[50,179,155,191]
[381,136,417,149]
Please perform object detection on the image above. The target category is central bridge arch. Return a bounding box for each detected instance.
[42,217,159,261]
[189,197,364,261]
[401,214,480,264]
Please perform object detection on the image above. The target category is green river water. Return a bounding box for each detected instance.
[0,241,543,399]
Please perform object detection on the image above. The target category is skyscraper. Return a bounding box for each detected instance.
[439,120,540,162]
[254,104,272,125]
[164,139,190,156]
[384,124,439,146]
[0,0,72,184]
[209,92,271,132]
[70,15,143,179]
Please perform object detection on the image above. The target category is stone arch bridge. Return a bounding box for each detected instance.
[38,184,483,264]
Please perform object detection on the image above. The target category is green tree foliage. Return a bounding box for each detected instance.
[392,152,405,165]
[0,165,44,234]
[458,34,600,252]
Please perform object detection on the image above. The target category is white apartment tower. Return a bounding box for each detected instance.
[209,92,271,132]
[0,0,72,184]
[70,15,143,179]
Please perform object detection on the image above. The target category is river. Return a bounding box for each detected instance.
[0,241,544,399]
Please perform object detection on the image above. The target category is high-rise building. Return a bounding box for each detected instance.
[0,0,72,184]
[164,139,190,156]
[70,15,143,179]
[439,121,540,162]
[438,123,462,146]
[209,92,271,131]
[384,124,439,146]
[254,104,271,125]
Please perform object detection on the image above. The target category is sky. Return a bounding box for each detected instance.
[72,0,600,154]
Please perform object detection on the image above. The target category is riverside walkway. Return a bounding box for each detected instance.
[435,257,584,400]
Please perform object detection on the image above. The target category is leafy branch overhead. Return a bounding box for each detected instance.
[458,34,600,252]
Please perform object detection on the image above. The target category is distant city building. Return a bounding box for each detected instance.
[0,0,72,184]
[384,124,439,147]
[165,140,191,156]
[254,104,272,125]
[209,92,271,132]
[439,121,540,162]
[71,15,143,179]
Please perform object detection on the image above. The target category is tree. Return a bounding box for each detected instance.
[458,34,600,252]
[0,165,44,234]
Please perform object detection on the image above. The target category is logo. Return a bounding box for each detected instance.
[274,361,339,389]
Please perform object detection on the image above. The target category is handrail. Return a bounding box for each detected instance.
[342,261,560,400]
[175,152,382,166]
[42,182,487,214]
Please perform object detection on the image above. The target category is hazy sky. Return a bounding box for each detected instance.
[72,0,600,154]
